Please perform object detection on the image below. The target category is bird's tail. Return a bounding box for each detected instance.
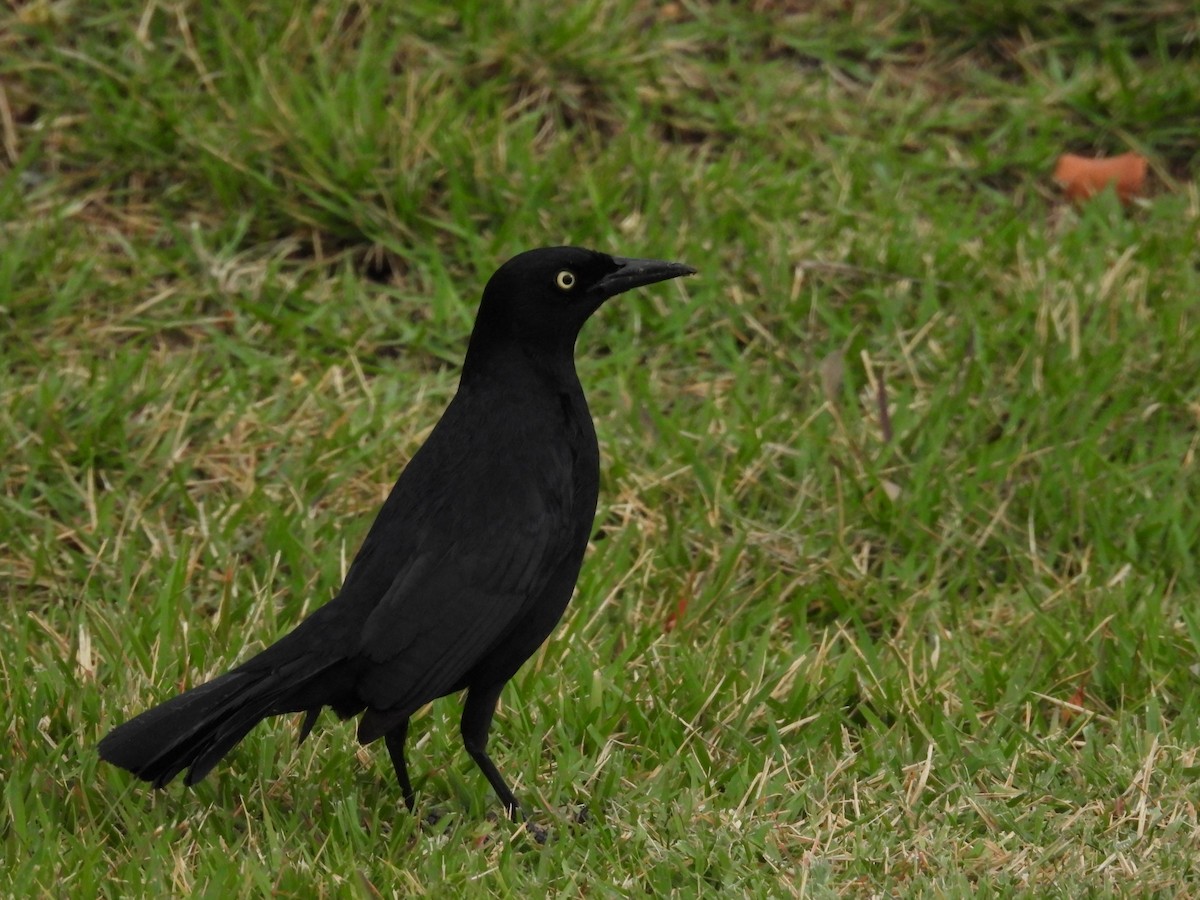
[98,653,340,788]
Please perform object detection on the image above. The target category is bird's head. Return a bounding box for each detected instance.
[471,246,696,355]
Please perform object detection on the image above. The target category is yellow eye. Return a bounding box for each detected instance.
[555,270,577,291]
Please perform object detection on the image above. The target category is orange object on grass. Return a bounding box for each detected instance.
[1054,152,1147,203]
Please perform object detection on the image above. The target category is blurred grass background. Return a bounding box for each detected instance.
[2,0,1199,894]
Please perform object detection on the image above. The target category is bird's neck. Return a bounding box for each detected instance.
[459,334,583,398]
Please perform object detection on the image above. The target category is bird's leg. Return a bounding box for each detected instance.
[461,683,521,820]
[384,719,415,812]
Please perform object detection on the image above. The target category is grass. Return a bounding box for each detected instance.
[3,0,1199,894]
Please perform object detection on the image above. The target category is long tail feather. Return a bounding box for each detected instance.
[99,656,340,788]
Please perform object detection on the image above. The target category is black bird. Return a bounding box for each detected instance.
[98,246,695,818]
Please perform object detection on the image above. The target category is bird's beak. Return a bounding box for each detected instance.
[594,256,697,300]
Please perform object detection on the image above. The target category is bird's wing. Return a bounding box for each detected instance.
[352,488,566,724]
